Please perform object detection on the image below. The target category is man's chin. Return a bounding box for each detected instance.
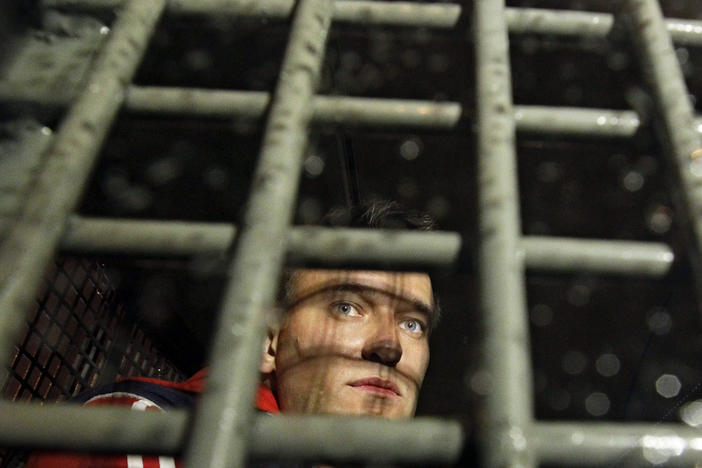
[313,397,413,419]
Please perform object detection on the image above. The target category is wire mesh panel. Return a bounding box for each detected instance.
[0,258,185,467]
[1,0,702,467]
[4,259,184,401]
[5,259,115,403]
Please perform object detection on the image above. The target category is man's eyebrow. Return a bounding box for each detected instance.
[310,282,435,323]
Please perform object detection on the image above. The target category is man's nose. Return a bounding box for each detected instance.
[361,322,402,367]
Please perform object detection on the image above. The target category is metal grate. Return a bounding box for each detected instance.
[3,258,184,403]
[0,0,702,467]
[5,259,116,403]
[0,258,184,466]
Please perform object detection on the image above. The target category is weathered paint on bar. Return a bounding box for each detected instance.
[0,0,165,381]
[623,0,702,301]
[7,84,702,137]
[125,87,463,128]
[61,217,674,277]
[474,0,535,466]
[42,0,702,45]
[522,236,673,276]
[513,105,642,138]
[0,401,463,463]
[42,0,462,28]
[533,422,702,466]
[183,1,334,467]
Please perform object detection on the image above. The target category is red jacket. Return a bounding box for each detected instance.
[26,369,278,468]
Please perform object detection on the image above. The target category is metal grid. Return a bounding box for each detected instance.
[3,258,184,402]
[0,258,185,466]
[0,0,701,467]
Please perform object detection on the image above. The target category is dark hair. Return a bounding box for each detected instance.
[320,200,437,231]
[281,199,441,329]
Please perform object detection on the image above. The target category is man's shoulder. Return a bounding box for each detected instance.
[73,377,196,410]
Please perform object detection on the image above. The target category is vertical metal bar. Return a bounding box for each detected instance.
[0,0,165,374]
[622,0,702,300]
[183,1,333,467]
[474,0,535,467]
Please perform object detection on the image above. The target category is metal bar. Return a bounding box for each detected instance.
[0,0,165,377]
[513,106,644,138]
[184,1,333,467]
[62,216,237,256]
[522,236,674,277]
[5,84,702,137]
[125,87,674,137]
[505,7,613,39]
[666,18,702,46]
[59,217,675,277]
[474,0,534,467]
[125,86,464,129]
[61,216,463,268]
[42,0,462,28]
[286,225,461,269]
[0,401,463,463]
[126,87,270,120]
[0,402,186,453]
[508,7,702,46]
[333,0,460,28]
[251,414,463,464]
[623,1,702,291]
[14,400,702,466]
[532,422,702,466]
[41,0,702,46]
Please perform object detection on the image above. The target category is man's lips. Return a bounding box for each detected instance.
[348,377,401,397]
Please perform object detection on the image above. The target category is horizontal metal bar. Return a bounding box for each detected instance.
[509,8,702,46]
[532,421,702,466]
[4,84,702,136]
[506,7,613,39]
[521,236,674,276]
[0,401,463,463]
[62,216,237,256]
[286,225,462,269]
[666,18,702,46]
[333,0,461,28]
[60,217,674,276]
[60,216,463,269]
[510,7,702,47]
[252,414,463,464]
[127,87,690,137]
[125,86,464,128]
[42,0,462,28]
[14,400,702,466]
[41,85,702,136]
[0,401,186,453]
[513,106,644,138]
[42,0,702,45]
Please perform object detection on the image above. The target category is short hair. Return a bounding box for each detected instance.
[320,200,437,231]
[280,199,441,329]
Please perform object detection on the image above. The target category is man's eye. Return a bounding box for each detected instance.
[400,319,425,335]
[334,302,361,317]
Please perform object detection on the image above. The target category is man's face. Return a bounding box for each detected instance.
[262,269,433,419]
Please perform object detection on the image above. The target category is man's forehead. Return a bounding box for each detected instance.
[289,269,434,307]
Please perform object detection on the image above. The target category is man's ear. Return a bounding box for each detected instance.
[260,328,279,374]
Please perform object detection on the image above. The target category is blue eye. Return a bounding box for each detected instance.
[335,302,361,317]
[400,319,425,335]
